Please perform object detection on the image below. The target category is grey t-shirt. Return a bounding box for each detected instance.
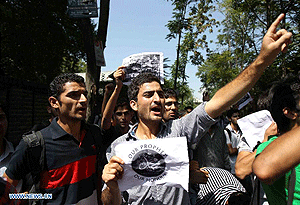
[106,103,217,205]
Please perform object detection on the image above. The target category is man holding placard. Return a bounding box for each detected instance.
[101,14,292,205]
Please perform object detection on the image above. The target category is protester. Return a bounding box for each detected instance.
[192,123,230,170]
[252,73,300,204]
[101,13,292,205]
[224,109,242,175]
[190,122,230,204]
[0,102,23,193]
[3,73,109,204]
[99,66,134,178]
[101,66,133,137]
[235,92,278,205]
[162,87,179,122]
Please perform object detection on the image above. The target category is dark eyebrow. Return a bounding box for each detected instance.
[66,90,88,97]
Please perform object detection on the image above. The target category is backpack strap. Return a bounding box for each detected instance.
[22,131,45,193]
[287,168,296,205]
[225,128,232,141]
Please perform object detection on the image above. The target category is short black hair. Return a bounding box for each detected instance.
[128,72,161,102]
[227,192,250,205]
[226,108,239,118]
[114,100,132,113]
[49,73,85,100]
[268,74,300,134]
[163,87,177,100]
[257,90,271,111]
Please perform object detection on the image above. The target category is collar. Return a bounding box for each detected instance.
[226,123,241,134]
[49,117,85,140]
[126,121,167,141]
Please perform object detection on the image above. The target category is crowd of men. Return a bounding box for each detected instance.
[0,13,299,205]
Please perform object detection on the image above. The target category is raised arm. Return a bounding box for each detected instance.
[101,67,125,130]
[253,126,300,185]
[205,14,292,118]
[101,83,114,116]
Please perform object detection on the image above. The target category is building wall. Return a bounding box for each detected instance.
[0,76,49,146]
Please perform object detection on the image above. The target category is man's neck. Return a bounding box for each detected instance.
[230,123,239,132]
[57,118,82,141]
[135,120,161,140]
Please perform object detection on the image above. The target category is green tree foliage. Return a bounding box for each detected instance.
[166,0,219,90]
[196,0,299,101]
[1,1,87,84]
[196,51,239,94]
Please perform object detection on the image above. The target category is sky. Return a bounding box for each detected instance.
[93,0,223,100]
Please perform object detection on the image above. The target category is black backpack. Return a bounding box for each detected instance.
[22,131,45,205]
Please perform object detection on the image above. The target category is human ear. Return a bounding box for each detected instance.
[130,100,138,112]
[49,97,59,109]
[283,107,298,120]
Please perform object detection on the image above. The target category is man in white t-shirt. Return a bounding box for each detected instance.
[224,109,242,175]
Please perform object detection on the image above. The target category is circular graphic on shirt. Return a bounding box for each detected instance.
[131,149,166,177]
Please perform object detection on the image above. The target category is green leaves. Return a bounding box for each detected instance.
[1,0,86,84]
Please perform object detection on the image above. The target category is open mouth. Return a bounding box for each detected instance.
[77,107,87,112]
[151,106,161,115]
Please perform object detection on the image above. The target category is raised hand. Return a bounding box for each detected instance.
[257,13,293,67]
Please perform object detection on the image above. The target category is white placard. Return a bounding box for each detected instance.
[114,137,189,191]
[237,110,274,149]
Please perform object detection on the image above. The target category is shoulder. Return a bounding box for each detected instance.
[105,133,129,160]
[109,133,129,149]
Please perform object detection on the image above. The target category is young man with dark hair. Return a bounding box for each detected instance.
[101,66,134,137]
[163,87,179,122]
[252,74,300,204]
[225,109,242,175]
[101,14,292,205]
[3,73,107,204]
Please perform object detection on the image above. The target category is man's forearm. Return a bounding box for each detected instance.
[205,59,265,119]
[235,151,256,179]
[253,127,300,184]
[101,187,122,205]
[101,84,122,130]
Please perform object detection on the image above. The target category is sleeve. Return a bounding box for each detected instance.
[237,137,250,152]
[179,103,218,146]
[5,140,31,180]
[223,134,231,171]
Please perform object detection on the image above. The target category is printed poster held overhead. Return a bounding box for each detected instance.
[122,52,164,85]
[114,137,189,192]
[237,110,274,149]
